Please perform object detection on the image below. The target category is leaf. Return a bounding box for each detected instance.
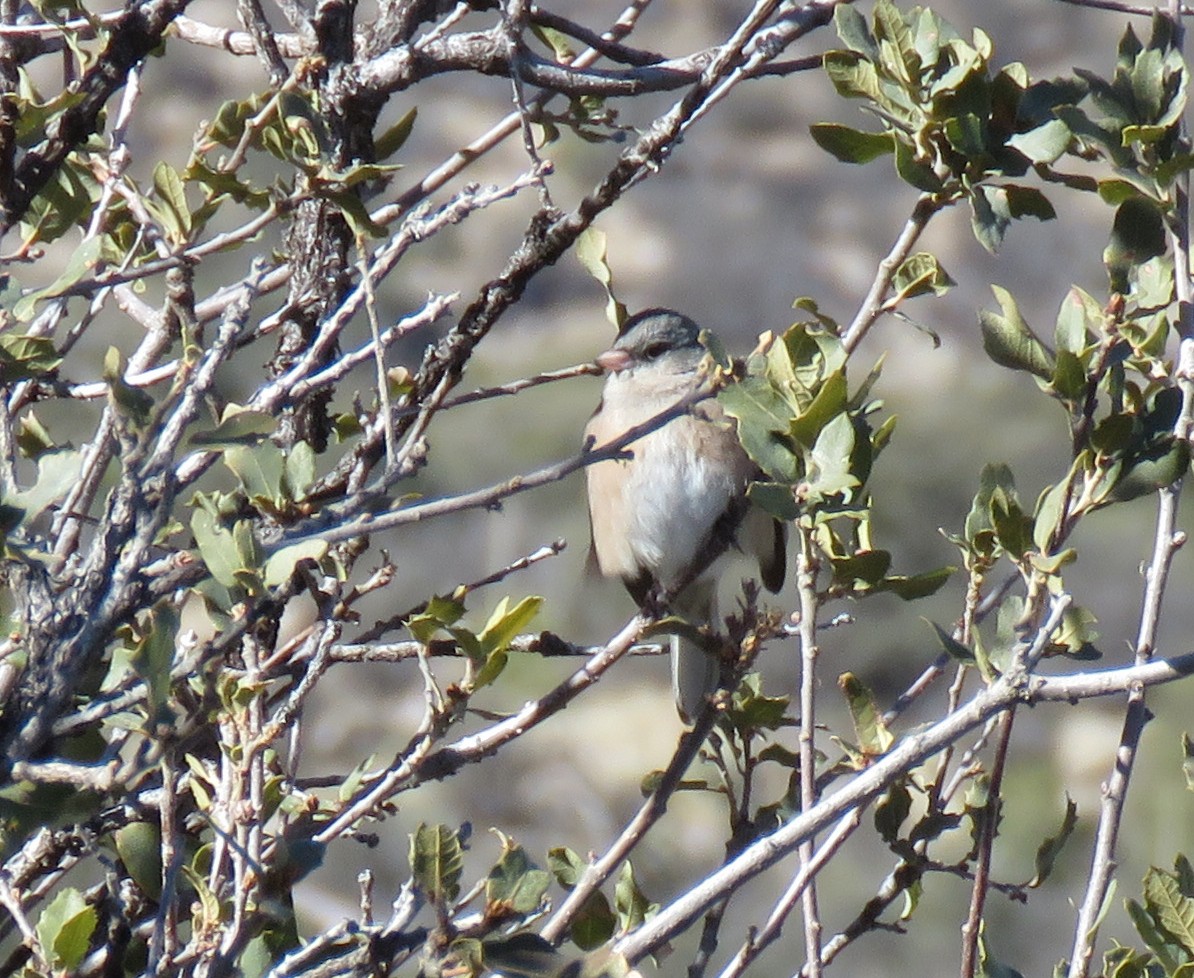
[224,443,285,506]
[133,604,178,719]
[809,123,893,163]
[833,3,879,60]
[575,227,627,329]
[875,781,912,843]
[1029,794,1078,887]
[486,841,551,916]
[409,823,464,906]
[8,447,82,522]
[1054,286,1099,354]
[1104,196,1167,292]
[283,441,316,500]
[979,285,1054,379]
[478,595,543,656]
[876,565,956,600]
[892,252,955,300]
[263,538,329,588]
[376,106,417,160]
[720,377,801,483]
[747,481,801,520]
[547,847,586,888]
[807,412,859,499]
[481,933,562,978]
[152,161,192,242]
[0,333,62,381]
[1145,865,1194,954]
[893,137,943,192]
[838,672,893,755]
[13,236,102,320]
[115,822,164,900]
[103,346,155,426]
[1109,439,1190,503]
[970,184,1011,254]
[925,618,974,664]
[1007,119,1072,164]
[36,887,97,971]
[191,508,242,590]
[614,862,656,932]
[188,407,276,447]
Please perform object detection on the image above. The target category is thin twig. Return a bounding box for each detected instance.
[540,702,720,944]
[795,525,824,978]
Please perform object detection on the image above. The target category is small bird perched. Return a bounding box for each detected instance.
[584,308,787,721]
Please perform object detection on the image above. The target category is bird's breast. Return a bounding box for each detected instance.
[586,373,749,590]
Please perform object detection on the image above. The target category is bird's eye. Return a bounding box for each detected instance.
[642,341,669,360]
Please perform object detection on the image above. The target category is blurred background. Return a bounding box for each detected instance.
[75,1,1194,974]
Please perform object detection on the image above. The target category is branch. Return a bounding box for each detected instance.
[616,619,1194,964]
[313,611,650,842]
[2,0,192,231]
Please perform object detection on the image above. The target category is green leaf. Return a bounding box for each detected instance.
[838,671,893,755]
[409,823,464,906]
[22,236,102,316]
[481,933,562,978]
[0,333,62,381]
[36,887,97,971]
[809,123,893,163]
[979,285,1054,379]
[486,841,551,917]
[283,441,316,500]
[789,370,848,449]
[614,862,656,932]
[823,50,883,102]
[833,3,879,60]
[1054,286,1099,354]
[925,618,974,664]
[830,549,892,589]
[547,847,586,888]
[152,161,192,242]
[7,447,82,523]
[893,137,943,192]
[876,565,955,600]
[575,227,627,329]
[970,184,1011,254]
[191,508,242,590]
[720,377,801,483]
[1145,865,1194,957]
[1109,439,1190,503]
[478,595,543,656]
[1029,795,1078,886]
[1127,896,1186,973]
[376,106,417,160]
[1003,184,1056,222]
[188,407,276,447]
[807,411,859,499]
[263,538,329,588]
[748,481,801,520]
[892,252,955,300]
[224,443,285,505]
[133,604,178,719]
[1007,119,1072,164]
[875,781,912,843]
[1104,197,1167,292]
[103,346,155,426]
[115,821,163,900]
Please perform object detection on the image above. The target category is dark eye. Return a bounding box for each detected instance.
[642,341,669,360]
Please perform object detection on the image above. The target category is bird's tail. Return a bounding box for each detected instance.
[669,578,719,723]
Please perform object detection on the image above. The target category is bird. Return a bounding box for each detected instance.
[584,308,786,721]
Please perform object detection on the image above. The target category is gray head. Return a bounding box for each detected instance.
[605,309,703,372]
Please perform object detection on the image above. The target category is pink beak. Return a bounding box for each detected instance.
[596,348,633,373]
